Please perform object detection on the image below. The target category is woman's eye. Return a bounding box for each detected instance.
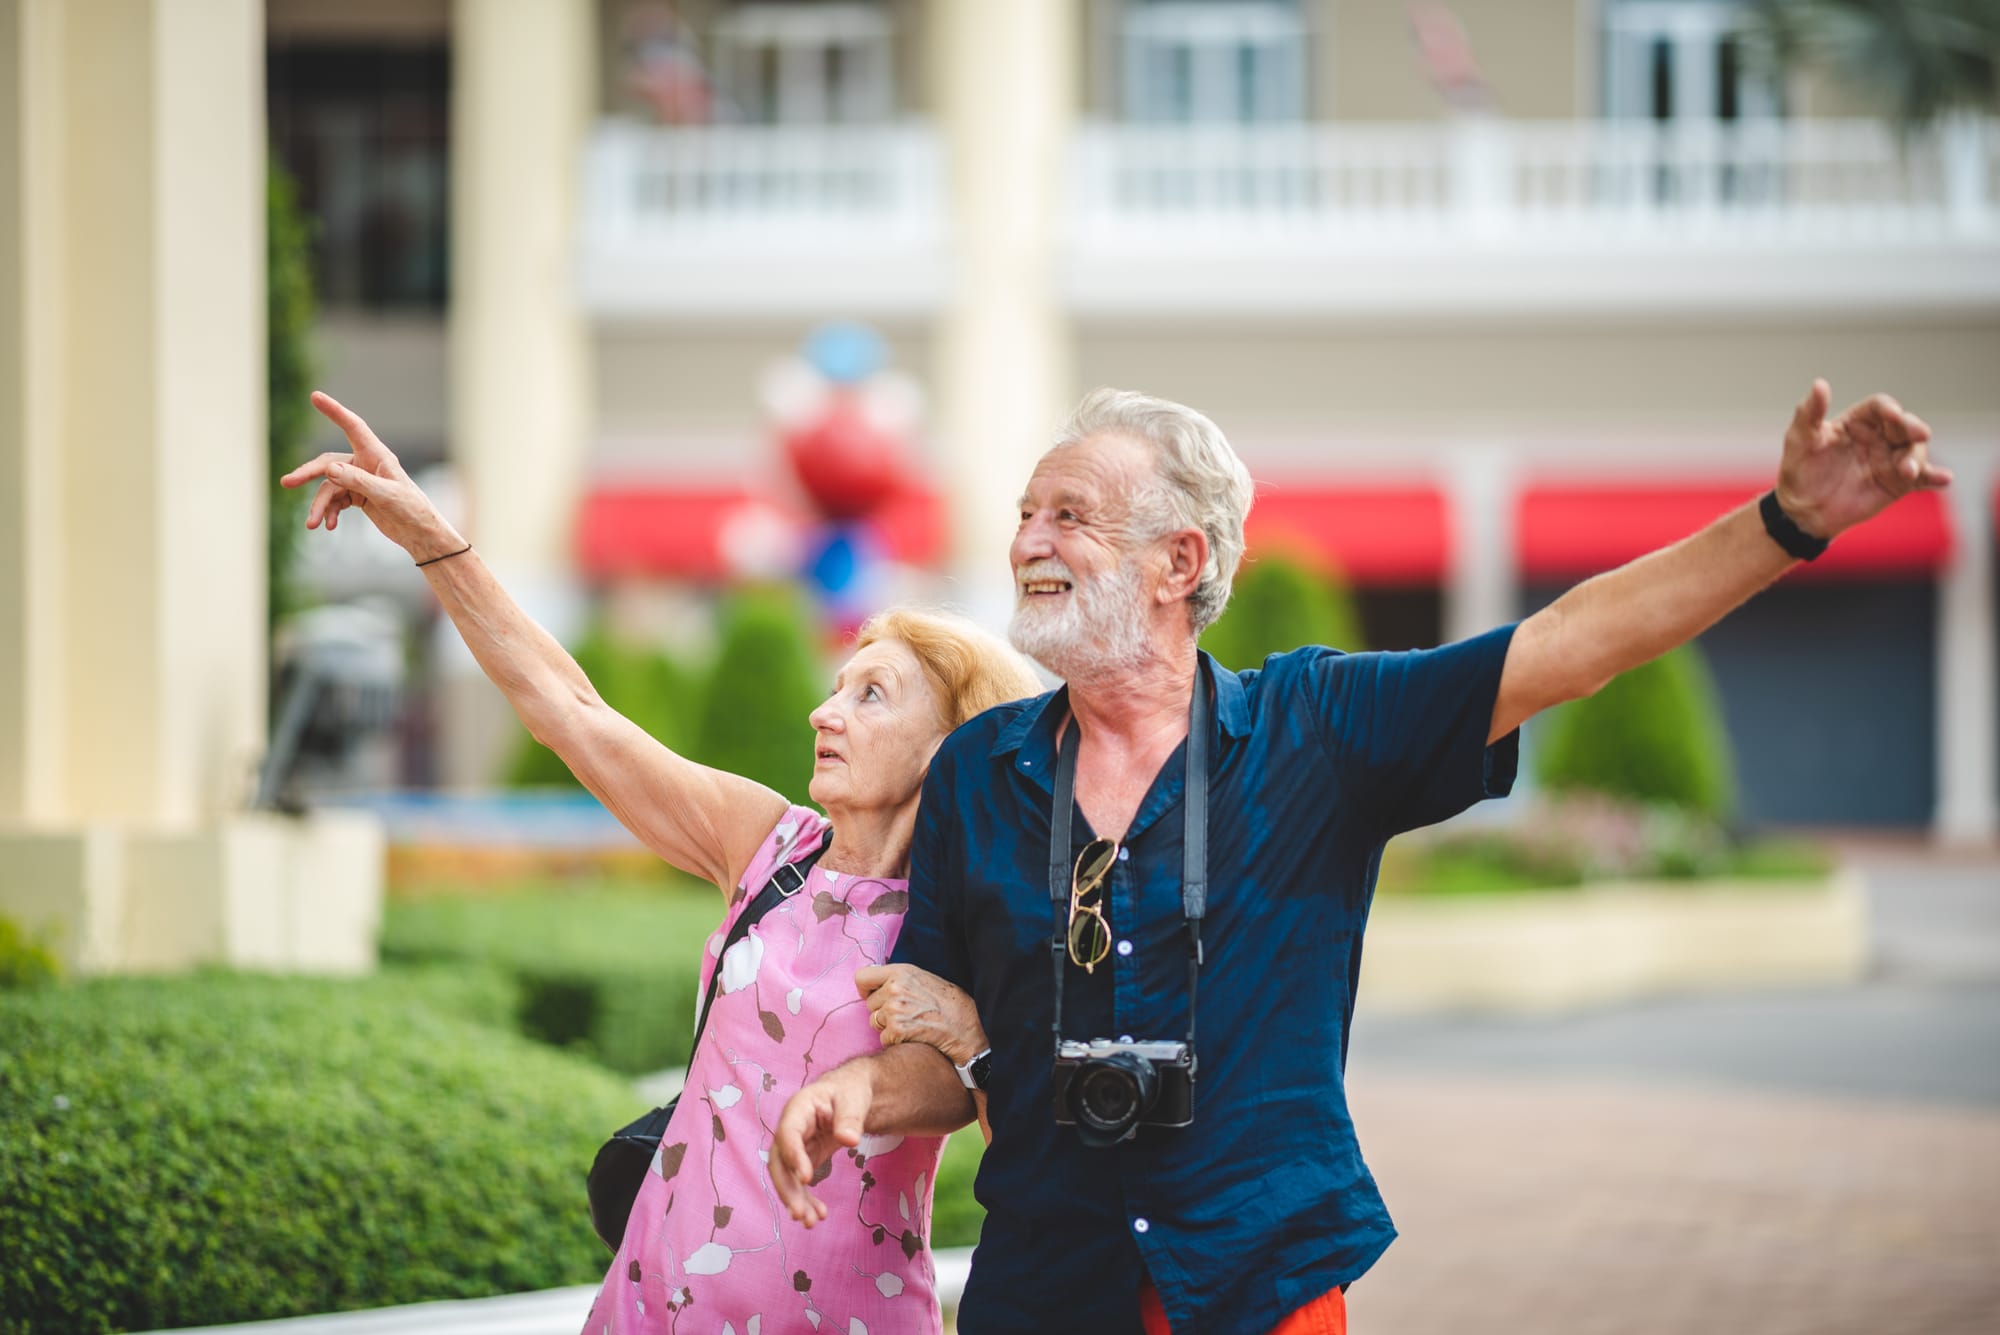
[862,685,882,702]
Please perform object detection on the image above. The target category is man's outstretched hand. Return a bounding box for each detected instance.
[1776,379,1949,540]
[769,1065,874,1228]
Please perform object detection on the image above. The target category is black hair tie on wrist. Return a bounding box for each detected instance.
[1759,490,1829,562]
[414,542,473,569]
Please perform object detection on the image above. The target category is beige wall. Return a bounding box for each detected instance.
[595,326,937,472]
[1077,317,2000,462]
[1324,0,1586,122]
[267,0,448,42]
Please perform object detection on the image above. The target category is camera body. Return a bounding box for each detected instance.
[1052,1038,1195,1146]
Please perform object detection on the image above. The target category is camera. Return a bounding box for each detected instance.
[1052,1038,1195,1146]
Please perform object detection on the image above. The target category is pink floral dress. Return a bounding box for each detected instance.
[582,807,945,1335]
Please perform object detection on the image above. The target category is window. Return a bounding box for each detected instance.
[267,44,451,311]
[1602,0,1780,121]
[711,3,896,124]
[1120,1,1307,124]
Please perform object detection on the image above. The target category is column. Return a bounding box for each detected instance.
[1935,446,1998,845]
[0,0,383,975]
[1442,442,1517,644]
[931,0,1078,628]
[0,0,66,825]
[443,0,595,784]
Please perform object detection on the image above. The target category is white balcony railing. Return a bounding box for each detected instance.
[1065,116,2000,314]
[577,119,945,317]
[1071,117,1999,246]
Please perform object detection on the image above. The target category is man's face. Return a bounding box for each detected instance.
[1008,434,1158,677]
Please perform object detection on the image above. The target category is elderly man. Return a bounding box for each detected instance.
[770,382,1943,1334]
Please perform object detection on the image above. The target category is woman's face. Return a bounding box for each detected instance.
[806,638,948,816]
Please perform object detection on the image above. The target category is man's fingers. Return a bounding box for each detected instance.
[853,964,892,998]
[1791,379,1830,437]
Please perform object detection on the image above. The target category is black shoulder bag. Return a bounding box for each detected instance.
[586,834,829,1251]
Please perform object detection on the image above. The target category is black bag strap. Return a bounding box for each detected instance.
[689,829,830,1060]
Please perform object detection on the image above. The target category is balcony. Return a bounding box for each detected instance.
[1066,117,2000,316]
[576,118,946,321]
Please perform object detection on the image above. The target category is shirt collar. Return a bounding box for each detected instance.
[992,650,1251,766]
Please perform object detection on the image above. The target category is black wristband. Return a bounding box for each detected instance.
[1759,490,1829,562]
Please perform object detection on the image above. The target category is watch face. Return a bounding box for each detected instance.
[969,1052,992,1090]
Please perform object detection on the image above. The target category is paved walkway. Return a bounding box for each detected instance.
[1342,1071,2000,1335]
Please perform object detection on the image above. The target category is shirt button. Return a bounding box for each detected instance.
[1117,847,1130,862]
[1133,1218,1151,1234]
[1116,939,1134,956]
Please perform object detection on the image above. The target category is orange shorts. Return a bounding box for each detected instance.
[1139,1280,1346,1335]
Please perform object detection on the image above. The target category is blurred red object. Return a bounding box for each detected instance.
[782,394,911,521]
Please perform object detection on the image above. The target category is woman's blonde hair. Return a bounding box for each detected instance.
[856,608,1043,731]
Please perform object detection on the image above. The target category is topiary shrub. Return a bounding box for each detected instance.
[1533,643,1737,822]
[0,914,60,991]
[693,584,826,801]
[381,883,724,1075]
[0,971,643,1333]
[1200,553,1365,672]
[508,623,705,790]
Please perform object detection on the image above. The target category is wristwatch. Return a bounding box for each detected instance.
[953,1047,993,1091]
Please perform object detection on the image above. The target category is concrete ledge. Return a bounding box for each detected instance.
[148,1249,976,1334]
[1360,869,1868,1013]
[0,810,385,975]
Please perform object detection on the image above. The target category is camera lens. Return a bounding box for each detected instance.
[1073,1052,1159,1137]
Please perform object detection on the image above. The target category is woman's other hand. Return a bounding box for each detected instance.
[281,391,465,561]
[857,964,987,1066]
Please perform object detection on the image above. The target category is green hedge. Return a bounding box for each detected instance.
[508,623,705,790]
[0,970,643,1333]
[1201,553,1365,671]
[382,883,725,1076]
[1533,643,1737,821]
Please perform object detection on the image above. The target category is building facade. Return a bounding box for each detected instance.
[267,0,2000,836]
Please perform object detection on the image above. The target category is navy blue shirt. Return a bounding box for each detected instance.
[892,627,1520,1335]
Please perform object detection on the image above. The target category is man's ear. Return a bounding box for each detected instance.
[1157,528,1209,604]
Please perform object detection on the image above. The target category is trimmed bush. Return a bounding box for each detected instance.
[1533,644,1737,821]
[695,584,827,801]
[1201,553,1365,671]
[0,970,644,1333]
[0,914,60,991]
[931,1123,986,1249]
[508,624,705,791]
[381,883,725,1075]
[267,155,317,636]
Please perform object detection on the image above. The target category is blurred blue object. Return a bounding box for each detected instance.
[804,522,877,597]
[803,321,887,384]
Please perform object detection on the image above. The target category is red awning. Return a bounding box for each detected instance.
[575,483,948,581]
[1244,483,1449,585]
[1518,481,1955,580]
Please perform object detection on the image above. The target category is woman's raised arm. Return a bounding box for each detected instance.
[283,391,787,893]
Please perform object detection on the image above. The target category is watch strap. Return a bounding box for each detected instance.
[1760,489,1830,562]
[955,1047,992,1091]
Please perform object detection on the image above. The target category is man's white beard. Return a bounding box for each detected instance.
[1008,557,1152,681]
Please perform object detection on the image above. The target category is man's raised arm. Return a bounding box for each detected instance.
[1490,379,1948,743]
[769,1044,974,1227]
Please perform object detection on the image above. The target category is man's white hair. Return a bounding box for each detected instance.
[1052,387,1255,633]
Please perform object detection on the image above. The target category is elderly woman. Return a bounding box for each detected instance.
[284,393,1032,1335]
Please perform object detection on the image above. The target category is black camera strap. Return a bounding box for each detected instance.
[1048,657,1211,1058]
